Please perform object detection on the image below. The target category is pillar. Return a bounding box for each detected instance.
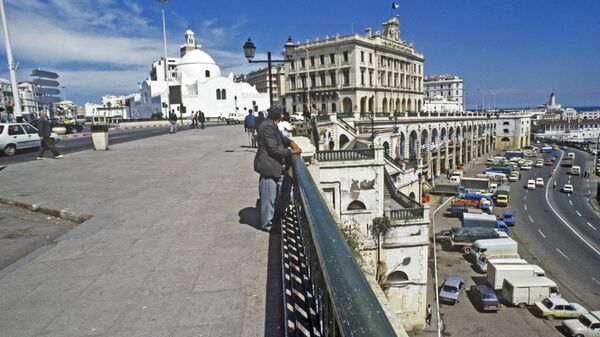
[435,146,442,177]
[444,142,450,173]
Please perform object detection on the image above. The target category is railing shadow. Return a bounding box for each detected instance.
[264,230,284,337]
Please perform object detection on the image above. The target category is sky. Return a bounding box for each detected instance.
[0,0,599,109]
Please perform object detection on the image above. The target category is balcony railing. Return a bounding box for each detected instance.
[314,149,374,161]
[283,155,399,337]
[383,169,424,220]
[337,117,357,134]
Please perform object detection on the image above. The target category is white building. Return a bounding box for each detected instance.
[131,29,269,120]
[18,82,39,117]
[495,111,532,150]
[422,94,462,113]
[284,16,425,115]
[423,75,463,111]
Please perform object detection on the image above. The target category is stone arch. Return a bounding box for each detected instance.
[395,98,401,112]
[440,127,447,143]
[407,98,413,112]
[409,130,418,158]
[339,134,350,149]
[342,97,352,112]
[462,126,467,143]
[382,97,388,113]
[387,270,409,283]
[360,97,367,113]
[417,99,422,112]
[448,127,455,142]
[420,128,429,151]
[347,200,366,210]
[431,128,439,148]
[501,137,510,142]
[401,98,407,112]
[409,191,416,201]
[383,141,390,156]
[399,132,406,158]
[368,96,374,112]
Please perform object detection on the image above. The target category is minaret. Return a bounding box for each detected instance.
[180,29,196,57]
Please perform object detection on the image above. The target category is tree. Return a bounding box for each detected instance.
[370,214,392,281]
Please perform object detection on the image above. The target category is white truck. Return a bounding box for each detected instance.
[502,276,561,308]
[469,237,518,262]
[475,253,521,273]
[487,263,545,290]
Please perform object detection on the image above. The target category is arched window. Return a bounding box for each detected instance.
[222,89,227,100]
[503,121,510,125]
[347,200,366,210]
[216,89,221,100]
[501,137,510,142]
[387,270,409,283]
[205,70,210,77]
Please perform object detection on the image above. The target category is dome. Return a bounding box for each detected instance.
[178,49,221,80]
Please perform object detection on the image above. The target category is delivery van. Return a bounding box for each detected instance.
[487,263,545,290]
[502,276,561,308]
[470,237,518,262]
[475,253,521,273]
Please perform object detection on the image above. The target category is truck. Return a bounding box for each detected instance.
[477,172,509,184]
[462,213,506,232]
[460,177,491,193]
[432,182,459,195]
[469,237,518,261]
[487,165,513,175]
[487,263,545,290]
[452,198,480,207]
[561,158,574,167]
[505,150,525,159]
[444,227,508,253]
[461,192,494,204]
[475,253,522,273]
[541,146,553,153]
[501,211,515,226]
[495,185,511,207]
[502,276,561,308]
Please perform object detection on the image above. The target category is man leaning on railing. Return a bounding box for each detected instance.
[254,109,302,232]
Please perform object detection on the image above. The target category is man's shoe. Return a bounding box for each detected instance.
[53,155,64,159]
[36,157,44,160]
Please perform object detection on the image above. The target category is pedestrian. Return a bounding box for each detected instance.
[192,111,198,128]
[278,114,292,138]
[35,111,63,160]
[244,110,256,147]
[426,304,432,325]
[553,181,557,189]
[169,110,178,134]
[302,107,311,121]
[199,110,206,129]
[254,109,301,232]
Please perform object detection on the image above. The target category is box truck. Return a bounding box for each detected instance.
[475,253,522,273]
[488,263,545,290]
[502,276,561,308]
[469,237,518,261]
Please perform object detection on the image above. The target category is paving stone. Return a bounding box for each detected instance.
[110,292,188,333]
[177,289,246,327]
[171,322,243,337]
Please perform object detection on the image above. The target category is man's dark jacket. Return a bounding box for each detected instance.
[254,119,290,178]
[169,112,177,122]
[36,118,52,138]
[199,111,206,123]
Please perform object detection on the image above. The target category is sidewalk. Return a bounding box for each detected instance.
[0,126,279,337]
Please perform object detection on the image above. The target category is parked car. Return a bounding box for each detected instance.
[225,112,245,124]
[562,311,600,337]
[527,179,536,190]
[469,284,502,312]
[536,177,544,187]
[439,276,466,304]
[535,297,588,320]
[0,123,60,156]
[563,184,574,193]
[521,164,532,170]
[289,114,305,122]
[434,230,451,243]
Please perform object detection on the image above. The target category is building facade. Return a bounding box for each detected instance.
[284,16,424,115]
[423,75,463,111]
[17,82,39,117]
[495,112,532,150]
[241,65,286,111]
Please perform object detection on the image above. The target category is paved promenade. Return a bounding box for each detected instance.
[0,124,280,337]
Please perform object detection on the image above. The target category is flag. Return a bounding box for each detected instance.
[392,3,399,9]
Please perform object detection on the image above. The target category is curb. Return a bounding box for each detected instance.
[119,124,168,130]
[59,133,91,140]
[0,197,92,224]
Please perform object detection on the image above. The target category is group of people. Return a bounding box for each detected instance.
[253,108,302,232]
[244,110,294,149]
[191,111,206,129]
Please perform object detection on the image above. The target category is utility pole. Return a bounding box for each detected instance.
[0,0,22,121]
[157,0,170,119]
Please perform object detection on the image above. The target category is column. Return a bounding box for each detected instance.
[444,142,450,173]
[435,146,442,177]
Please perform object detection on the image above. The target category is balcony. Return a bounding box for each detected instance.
[283,155,400,336]
[314,149,374,162]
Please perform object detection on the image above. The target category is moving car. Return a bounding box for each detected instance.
[536,177,544,187]
[527,179,536,190]
[535,297,588,320]
[562,311,600,337]
[545,159,553,166]
[521,164,532,170]
[571,166,581,175]
[563,184,574,193]
[469,284,502,312]
[225,112,245,124]
[0,123,60,156]
[535,160,544,167]
[439,276,466,304]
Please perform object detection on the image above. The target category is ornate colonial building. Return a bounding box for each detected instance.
[283,16,424,115]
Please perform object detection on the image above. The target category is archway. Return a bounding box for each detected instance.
[395,98,401,112]
[420,129,429,154]
[368,96,374,112]
[409,130,418,159]
[383,141,390,156]
[360,97,367,113]
[382,97,388,113]
[409,192,416,201]
[347,200,366,210]
[339,134,350,149]
[399,132,406,158]
[431,128,439,149]
[401,98,407,112]
[417,99,422,112]
[342,97,352,112]
[407,98,413,112]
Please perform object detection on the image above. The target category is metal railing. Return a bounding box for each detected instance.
[314,148,374,161]
[383,169,424,220]
[336,112,353,118]
[387,208,424,220]
[284,155,399,337]
[337,117,357,134]
[315,114,331,122]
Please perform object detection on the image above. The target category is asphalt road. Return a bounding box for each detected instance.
[509,146,600,310]
[0,122,231,165]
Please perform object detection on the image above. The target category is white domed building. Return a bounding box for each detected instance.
[131,29,268,120]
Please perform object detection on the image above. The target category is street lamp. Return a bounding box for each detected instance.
[243,36,295,109]
[156,0,170,119]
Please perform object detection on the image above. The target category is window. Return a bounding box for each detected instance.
[343,70,350,86]
[343,51,349,62]
[503,121,510,125]
[0,126,4,134]
[360,51,364,62]
[369,71,373,86]
[503,129,509,133]
[319,54,325,65]
[205,70,210,77]
[329,53,335,64]
[290,61,295,69]
[301,76,306,88]
[290,75,296,90]
[310,56,315,66]
[369,53,372,64]
[361,70,365,85]
[330,72,336,86]
[300,58,305,68]
[501,137,510,142]
[331,102,337,112]
[310,75,316,87]
[320,74,326,87]
[221,89,226,100]
[22,124,37,134]
[216,89,221,100]
[8,125,24,135]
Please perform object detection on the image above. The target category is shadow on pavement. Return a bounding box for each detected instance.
[264,230,284,337]
[238,199,261,229]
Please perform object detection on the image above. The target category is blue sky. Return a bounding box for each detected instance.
[1,0,599,109]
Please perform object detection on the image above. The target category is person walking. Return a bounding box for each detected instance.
[36,111,63,160]
[254,109,301,232]
[426,304,432,325]
[169,110,178,134]
[199,110,206,129]
[244,110,256,147]
[553,181,557,189]
[191,111,198,128]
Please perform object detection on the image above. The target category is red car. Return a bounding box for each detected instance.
[545,160,553,166]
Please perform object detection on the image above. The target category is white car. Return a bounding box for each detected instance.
[563,184,574,193]
[527,179,536,190]
[0,123,60,156]
[521,164,532,170]
[289,114,305,122]
[535,160,544,168]
[536,177,544,187]
[225,112,245,124]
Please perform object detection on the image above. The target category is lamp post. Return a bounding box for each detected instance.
[243,37,295,109]
[156,0,170,119]
[0,0,22,121]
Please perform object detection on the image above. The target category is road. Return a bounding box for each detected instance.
[0,123,231,165]
[509,146,600,310]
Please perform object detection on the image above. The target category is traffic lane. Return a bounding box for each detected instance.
[509,176,600,309]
